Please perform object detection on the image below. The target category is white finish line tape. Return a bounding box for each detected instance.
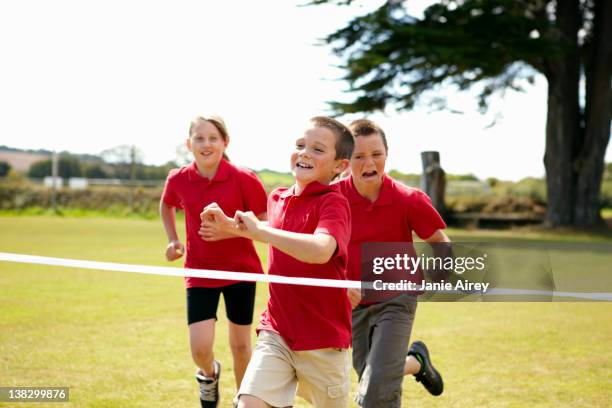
[1,252,610,301]
[0,252,362,289]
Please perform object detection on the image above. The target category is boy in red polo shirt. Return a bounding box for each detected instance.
[336,119,447,407]
[160,115,267,408]
[201,116,354,408]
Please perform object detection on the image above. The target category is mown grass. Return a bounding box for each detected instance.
[0,216,611,407]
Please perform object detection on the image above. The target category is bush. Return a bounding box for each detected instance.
[28,156,82,178]
[0,181,162,216]
[0,161,10,177]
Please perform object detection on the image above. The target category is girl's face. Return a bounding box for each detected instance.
[187,120,228,171]
[350,133,387,188]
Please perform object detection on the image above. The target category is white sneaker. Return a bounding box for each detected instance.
[195,360,221,408]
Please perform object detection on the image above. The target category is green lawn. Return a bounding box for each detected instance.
[1,216,611,407]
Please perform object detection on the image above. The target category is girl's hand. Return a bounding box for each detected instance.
[200,203,236,233]
[165,240,184,261]
[198,223,235,241]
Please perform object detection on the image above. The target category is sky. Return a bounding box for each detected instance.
[0,0,609,181]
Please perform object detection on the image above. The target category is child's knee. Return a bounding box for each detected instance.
[230,341,251,356]
[191,347,213,364]
[238,394,269,408]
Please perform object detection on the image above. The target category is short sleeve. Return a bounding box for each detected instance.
[239,169,268,216]
[314,193,351,259]
[161,169,182,209]
[407,189,447,240]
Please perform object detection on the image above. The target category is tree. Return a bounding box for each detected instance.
[100,145,144,180]
[82,163,109,179]
[313,0,611,227]
[0,160,10,177]
[28,156,83,178]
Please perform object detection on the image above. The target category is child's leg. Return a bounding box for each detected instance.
[228,322,252,388]
[223,282,257,389]
[295,348,351,408]
[406,341,444,396]
[237,394,271,408]
[356,295,417,407]
[187,287,223,376]
[404,355,421,375]
[189,319,216,376]
[238,331,297,407]
[351,305,371,379]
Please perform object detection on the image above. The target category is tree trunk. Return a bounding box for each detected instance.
[574,0,612,226]
[543,0,581,227]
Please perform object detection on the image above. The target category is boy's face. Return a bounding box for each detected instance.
[291,126,347,186]
[350,133,387,186]
[187,120,227,170]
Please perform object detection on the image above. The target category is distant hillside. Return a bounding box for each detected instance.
[0,150,50,172]
[0,146,107,173]
[0,145,54,155]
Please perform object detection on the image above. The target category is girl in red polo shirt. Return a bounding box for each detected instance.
[160,115,267,408]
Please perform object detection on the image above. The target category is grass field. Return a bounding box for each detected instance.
[1,216,611,407]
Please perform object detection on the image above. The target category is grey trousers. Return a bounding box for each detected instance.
[352,294,417,408]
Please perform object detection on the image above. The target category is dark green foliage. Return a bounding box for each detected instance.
[314,0,611,227]
[27,156,83,178]
[0,161,10,177]
[321,0,560,113]
[82,163,109,179]
[24,150,177,181]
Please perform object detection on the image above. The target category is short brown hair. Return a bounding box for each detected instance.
[310,116,354,160]
[348,119,388,152]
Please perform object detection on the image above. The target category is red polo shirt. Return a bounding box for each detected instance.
[257,182,352,351]
[162,160,267,288]
[336,175,447,301]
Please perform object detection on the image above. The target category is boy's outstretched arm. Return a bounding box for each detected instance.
[160,201,184,261]
[235,210,338,265]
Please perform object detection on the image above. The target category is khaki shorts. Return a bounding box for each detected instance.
[238,330,350,407]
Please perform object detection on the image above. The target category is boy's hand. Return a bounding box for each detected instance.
[165,240,184,261]
[348,288,362,309]
[234,210,263,240]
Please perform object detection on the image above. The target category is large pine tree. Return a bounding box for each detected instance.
[313,0,611,227]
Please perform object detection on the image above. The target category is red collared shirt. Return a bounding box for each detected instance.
[336,175,447,300]
[257,181,352,351]
[162,160,267,288]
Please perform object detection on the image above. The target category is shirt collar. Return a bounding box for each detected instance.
[187,159,230,183]
[346,173,393,206]
[280,181,334,199]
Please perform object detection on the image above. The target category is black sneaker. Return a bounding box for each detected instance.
[196,360,221,407]
[408,341,444,396]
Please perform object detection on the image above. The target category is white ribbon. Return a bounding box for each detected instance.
[1,252,610,301]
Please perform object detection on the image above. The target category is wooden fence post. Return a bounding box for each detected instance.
[421,151,447,216]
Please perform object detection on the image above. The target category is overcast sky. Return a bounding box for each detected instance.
[1,0,609,181]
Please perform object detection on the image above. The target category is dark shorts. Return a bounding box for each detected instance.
[186,282,256,326]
